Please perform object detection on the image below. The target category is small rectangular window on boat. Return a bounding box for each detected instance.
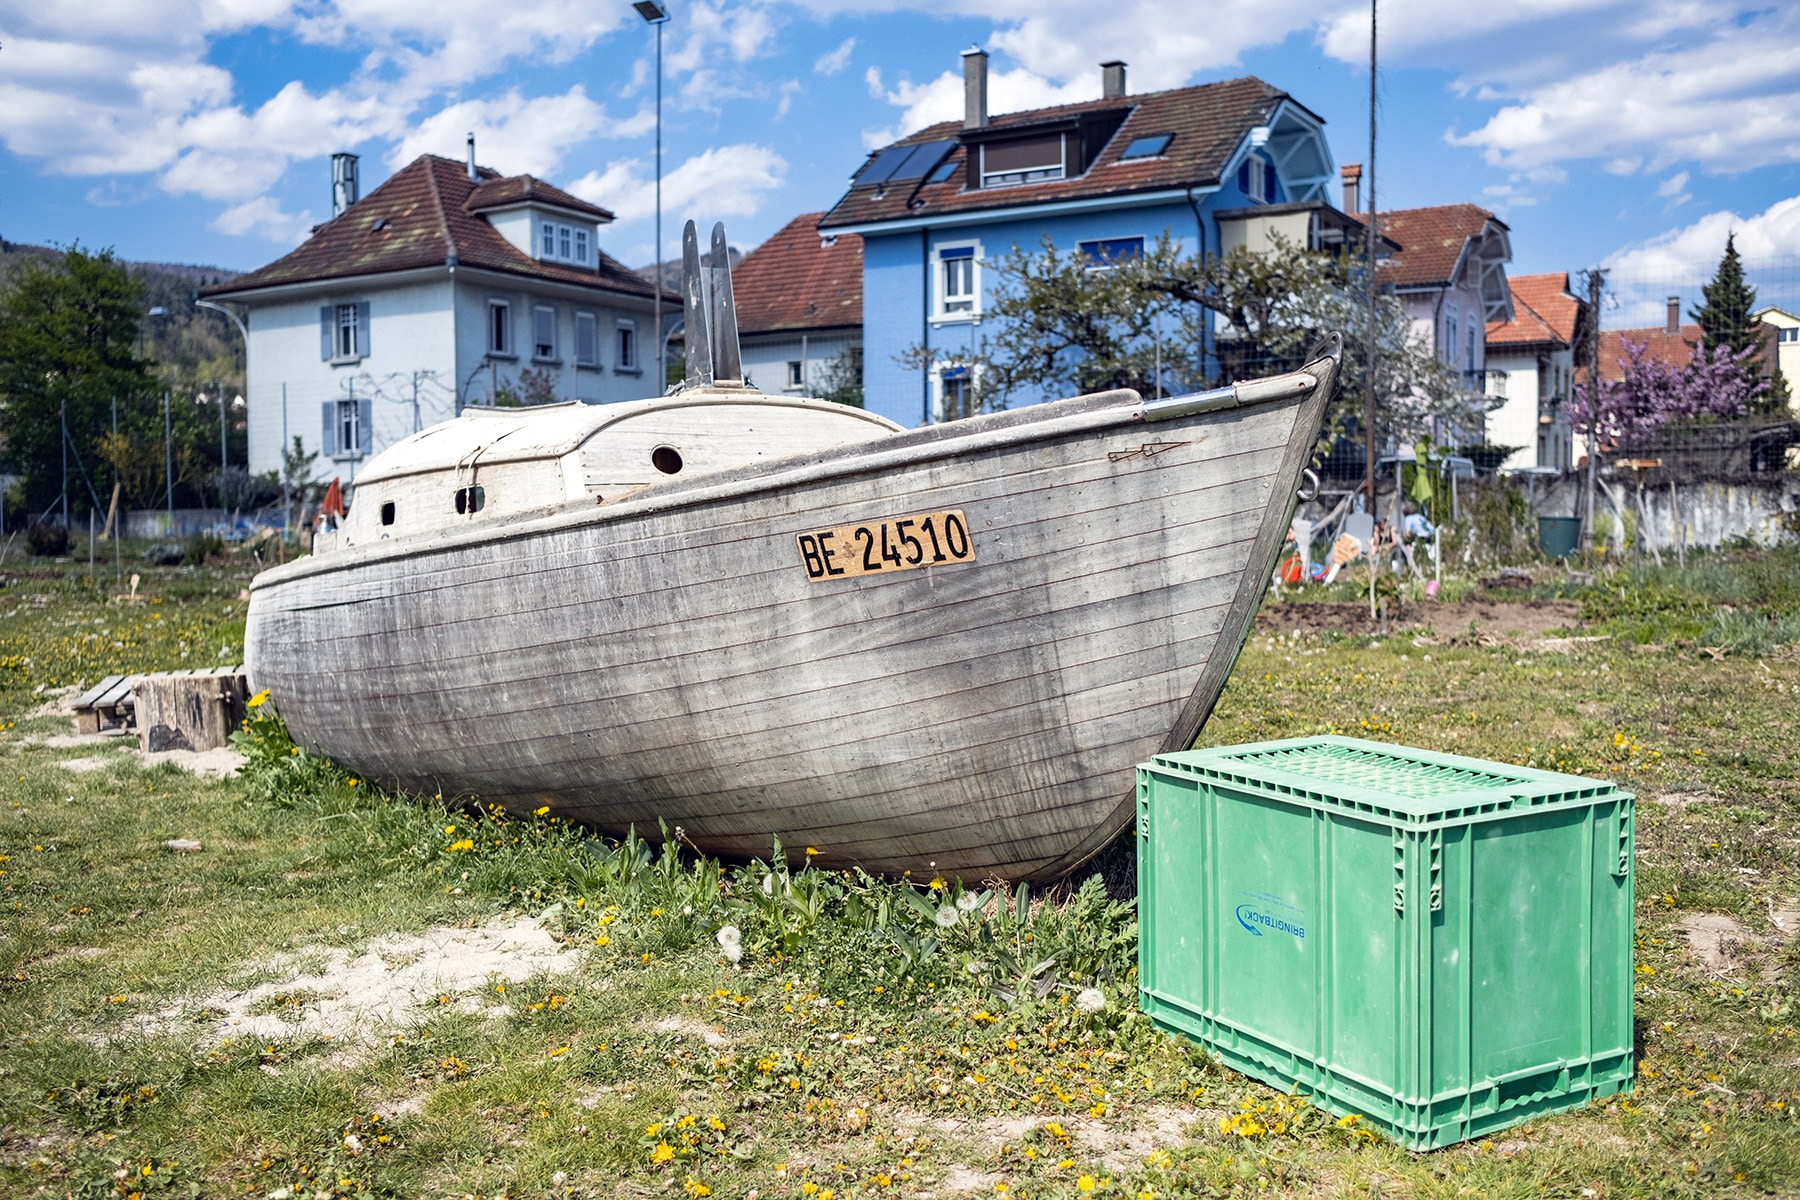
[454,485,486,515]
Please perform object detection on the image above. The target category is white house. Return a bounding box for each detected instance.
[1484,273,1585,471]
[727,212,863,398]
[1755,306,1800,411]
[201,149,677,486]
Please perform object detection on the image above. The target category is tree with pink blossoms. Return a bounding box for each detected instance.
[1571,338,1765,446]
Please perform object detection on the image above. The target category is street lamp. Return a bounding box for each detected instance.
[634,0,670,392]
[196,298,248,477]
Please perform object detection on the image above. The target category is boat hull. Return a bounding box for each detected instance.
[248,363,1334,880]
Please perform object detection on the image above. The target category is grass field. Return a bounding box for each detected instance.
[0,547,1796,1199]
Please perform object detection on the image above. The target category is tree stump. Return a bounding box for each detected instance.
[136,672,247,753]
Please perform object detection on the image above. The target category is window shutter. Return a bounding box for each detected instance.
[320,307,332,360]
[1265,163,1277,201]
[321,402,337,456]
[356,302,371,357]
[1237,161,1250,193]
[357,399,373,456]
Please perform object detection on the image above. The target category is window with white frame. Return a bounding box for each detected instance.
[539,220,593,265]
[1239,155,1269,203]
[937,244,978,318]
[488,301,512,356]
[335,399,360,459]
[335,303,361,359]
[1780,327,1799,343]
[979,133,1065,188]
[1078,237,1145,269]
[533,305,557,360]
[616,319,638,371]
[1444,312,1458,364]
[574,312,599,366]
[938,365,976,422]
[786,360,804,390]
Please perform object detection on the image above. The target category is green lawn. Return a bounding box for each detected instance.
[0,549,1796,1199]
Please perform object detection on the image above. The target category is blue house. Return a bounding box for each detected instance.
[818,52,1342,427]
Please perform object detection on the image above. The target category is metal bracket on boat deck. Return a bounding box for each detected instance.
[1140,373,1317,422]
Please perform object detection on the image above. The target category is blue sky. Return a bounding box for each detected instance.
[4,0,1799,328]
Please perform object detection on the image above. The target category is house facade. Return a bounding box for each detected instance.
[202,151,676,484]
[1484,272,1585,471]
[818,53,1339,427]
[1755,306,1800,411]
[727,212,863,399]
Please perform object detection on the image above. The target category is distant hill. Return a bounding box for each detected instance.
[0,237,246,400]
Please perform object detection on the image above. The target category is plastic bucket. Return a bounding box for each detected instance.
[1538,516,1581,558]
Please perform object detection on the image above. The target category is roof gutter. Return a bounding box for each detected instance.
[820,184,1218,237]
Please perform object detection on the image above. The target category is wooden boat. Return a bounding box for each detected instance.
[246,221,1341,881]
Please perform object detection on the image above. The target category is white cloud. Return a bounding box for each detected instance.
[814,37,856,75]
[860,64,1095,148]
[210,195,316,244]
[387,88,636,178]
[567,143,788,225]
[1603,195,1800,324]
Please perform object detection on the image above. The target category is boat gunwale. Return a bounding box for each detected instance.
[252,358,1332,595]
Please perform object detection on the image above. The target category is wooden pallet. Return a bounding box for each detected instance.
[74,665,246,752]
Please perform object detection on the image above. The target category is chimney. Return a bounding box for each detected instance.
[331,153,360,217]
[466,131,479,183]
[1666,295,1680,335]
[1340,163,1362,214]
[962,46,988,130]
[1101,60,1127,99]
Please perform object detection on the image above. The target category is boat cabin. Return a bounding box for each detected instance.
[330,389,902,549]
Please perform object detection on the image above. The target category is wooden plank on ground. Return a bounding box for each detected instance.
[136,673,248,753]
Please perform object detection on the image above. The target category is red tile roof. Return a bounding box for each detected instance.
[820,76,1302,230]
[1592,325,1701,382]
[730,213,862,335]
[203,155,666,301]
[465,174,613,220]
[1351,203,1506,289]
[1488,272,1583,349]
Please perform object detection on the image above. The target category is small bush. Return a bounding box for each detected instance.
[184,532,225,565]
[25,522,68,557]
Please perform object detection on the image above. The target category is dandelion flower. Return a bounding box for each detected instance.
[246,689,270,709]
[935,905,959,929]
[716,924,742,948]
[651,1142,675,1163]
[1075,988,1106,1014]
[805,846,820,856]
[1076,1176,1097,1193]
[956,892,980,912]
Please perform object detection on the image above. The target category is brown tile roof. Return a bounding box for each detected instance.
[465,174,613,220]
[819,76,1300,230]
[1591,325,1701,382]
[1351,203,1506,289]
[203,155,667,301]
[730,212,862,335]
[1488,272,1583,349]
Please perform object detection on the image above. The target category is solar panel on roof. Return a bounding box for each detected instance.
[1120,133,1173,160]
[926,160,958,185]
[855,139,957,186]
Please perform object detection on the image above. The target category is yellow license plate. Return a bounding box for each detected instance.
[797,509,975,581]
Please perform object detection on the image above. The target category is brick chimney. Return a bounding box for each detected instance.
[1101,61,1127,99]
[1340,163,1362,214]
[1666,295,1680,334]
[962,46,988,130]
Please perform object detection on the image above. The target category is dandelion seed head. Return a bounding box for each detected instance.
[956,892,980,912]
[935,905,959,929]
[1075,987,1107,1013]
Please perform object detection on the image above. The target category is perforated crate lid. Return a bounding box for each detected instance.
[1144,735,1629,826]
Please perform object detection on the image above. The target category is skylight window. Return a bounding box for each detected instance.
[1119,134,1173,161]
[926,160,958,185]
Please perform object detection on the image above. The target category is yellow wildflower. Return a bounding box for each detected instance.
[1077,1176,1097,1193]
[246,689,270,709]
[651,1142,675,1163]
[534,805,550,816]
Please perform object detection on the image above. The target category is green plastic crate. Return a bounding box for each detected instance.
[1137,735,1634,1150]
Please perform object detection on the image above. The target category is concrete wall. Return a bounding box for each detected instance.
[1525,472,1800,551]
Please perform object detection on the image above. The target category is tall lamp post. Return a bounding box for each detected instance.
[196,299,248,504]
[634,0,670,392]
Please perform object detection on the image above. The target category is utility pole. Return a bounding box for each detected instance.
[635,1,670,391]
[164,389,174,528]
[1580,268,1605,554]
[60,399,69,530]
[412,371,422,433]
[1363,0,1379,511]
[281,382,291,542]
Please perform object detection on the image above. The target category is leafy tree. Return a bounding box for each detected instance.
[897,230,1465,445]
[1690,234,1787,410]
[812,346,864,408]
[0,245,158,517]
[1572,337,1763,444]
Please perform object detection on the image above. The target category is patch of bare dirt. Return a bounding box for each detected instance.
[1677,912,1757,975]
[893,1104,1197,1177]
[1769,899,1800,939]
[646,1014,732,1048]
[1650,792,1722,814]
[1256,599,1581,641]
[928,1165,1000,1197]
[116,916,576,1052]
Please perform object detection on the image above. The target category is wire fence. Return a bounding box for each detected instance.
[1602,256,1800,330]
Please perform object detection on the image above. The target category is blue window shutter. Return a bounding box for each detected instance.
[357,399,373,456]
[1265,163,1277,201]
[320,306,332,360]
[1237,161,1249,193]
[356,302,371,357]
[321,402,337,456]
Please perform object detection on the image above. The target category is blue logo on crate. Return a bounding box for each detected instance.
[1235,903,1305,940]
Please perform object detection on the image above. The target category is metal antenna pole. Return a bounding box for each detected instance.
[655,17,664,391]
[1581,268,1605,553]
[1363,0,1379,510]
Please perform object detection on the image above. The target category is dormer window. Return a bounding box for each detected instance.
[980,134,1066,188]
[1239,155,1275,203]
[539,220,592,265]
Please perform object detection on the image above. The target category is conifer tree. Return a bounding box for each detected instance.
[1688,234,1786,410]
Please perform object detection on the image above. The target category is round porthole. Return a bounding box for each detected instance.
[652,445,683,475]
